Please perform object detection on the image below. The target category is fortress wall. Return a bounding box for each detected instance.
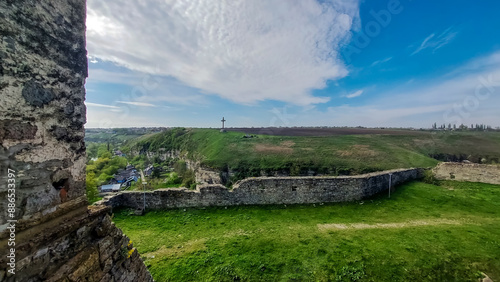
[0,1,152,280]
[433,162,500,184]
[101,168,423,210]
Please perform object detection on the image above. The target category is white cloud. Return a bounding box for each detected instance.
[117,101,156,107]
[345,90,363,98]
[86,68,210,106]
[295,51,500,127]
[411,27,458,56]
[85,51,500,128]
[85,102,120,109]
[86,0,359,106]
[370,57,392,67]
[85,107,165,128]
[88,55,98,64]
[87,68,143,86]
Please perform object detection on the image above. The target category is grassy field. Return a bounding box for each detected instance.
[128,128,500,181]
[113,180,500,281]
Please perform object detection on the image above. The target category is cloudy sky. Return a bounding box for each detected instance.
[85,0,500,128]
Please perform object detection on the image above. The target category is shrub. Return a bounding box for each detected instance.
[174,160,187,175]
[181,170,196,188]
[422,170,440,185]
[166,172,182,185]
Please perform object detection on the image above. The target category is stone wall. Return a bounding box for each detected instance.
[100,168,423,210]
[433,162,500,184]
[0,206,152,281]
[0,1,152,281]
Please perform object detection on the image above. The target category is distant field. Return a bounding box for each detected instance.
[127,128,500,183]
[114,180,500,281]
[226,127,425,136]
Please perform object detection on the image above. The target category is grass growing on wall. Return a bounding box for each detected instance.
[113,180,500,281]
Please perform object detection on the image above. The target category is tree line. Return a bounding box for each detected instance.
[431,123,497,131]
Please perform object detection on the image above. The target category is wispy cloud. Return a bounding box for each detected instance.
[370,57,392,67]
[411,27,458,56]
[88,55,98,64]
[85,102,120,109]
[344,90,364,98]
[296,51,500,127]
[87,68,143,86]
[117,101,157,107]
[86,0,360,106]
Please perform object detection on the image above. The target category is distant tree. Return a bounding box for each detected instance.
[86,172,100,203]
[151,167,162,178]
[86,142,99,159]
[174,160,187,176]
[97,144,110,158]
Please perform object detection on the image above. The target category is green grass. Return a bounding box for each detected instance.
[128,128,500,182]
[113,180,500,281]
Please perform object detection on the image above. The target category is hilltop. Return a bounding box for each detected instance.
[114,127,500,184]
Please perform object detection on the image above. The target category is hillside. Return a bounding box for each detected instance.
[114,181,500,281]
[84,127,165,145]
[123,128,500,183]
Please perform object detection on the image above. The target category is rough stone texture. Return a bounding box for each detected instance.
[142,149,223,185]
[433,162,500,184]
[0,0,88,234]
[0,206,153,282]
[0,1,153,281]
[100,168,423,210]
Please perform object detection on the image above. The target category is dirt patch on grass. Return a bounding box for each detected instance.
[281,140,295,147]
[254,143,293,154]
[143,238,207,259]
[223,229,251,238]
[318,219,465,231]
[338,145,378,157]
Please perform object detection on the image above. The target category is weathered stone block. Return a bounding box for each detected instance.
[21,80,55,107]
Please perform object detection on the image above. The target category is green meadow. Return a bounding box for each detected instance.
[126,129,500,180]
[113,180,500,281]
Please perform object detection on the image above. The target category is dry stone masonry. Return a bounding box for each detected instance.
[433,162,500,184]
[100,168,423,210]
[0,1,152,281]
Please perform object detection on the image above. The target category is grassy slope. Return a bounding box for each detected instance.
[131,129,500,176]
[114,181,500,281]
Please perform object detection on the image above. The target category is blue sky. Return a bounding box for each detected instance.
[85,0,500,128]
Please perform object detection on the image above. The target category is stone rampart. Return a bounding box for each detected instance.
[433,162,500,184]
[100,168,423,210]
